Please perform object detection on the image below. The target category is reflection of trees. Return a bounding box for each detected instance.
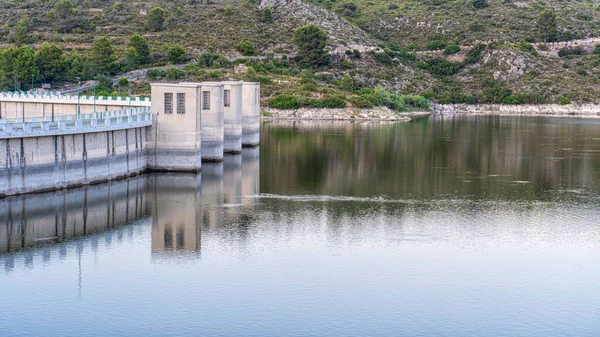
[260,117,600,199]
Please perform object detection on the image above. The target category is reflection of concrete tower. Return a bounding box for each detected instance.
[241,147,260,204]
[200,163,224,231]
[149,174,202,254]
[223,155,243,223]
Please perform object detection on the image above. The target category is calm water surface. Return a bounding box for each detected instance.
[1,116,600,336]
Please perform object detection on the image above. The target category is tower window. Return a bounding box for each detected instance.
[224,90,231,107]
[202,91,211,110]
[177,93,185,114]
[164,93,173,114]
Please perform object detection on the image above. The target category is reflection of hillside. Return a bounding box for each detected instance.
[260,118,600,199]
[0,177,149,253]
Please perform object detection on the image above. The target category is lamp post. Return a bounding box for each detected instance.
[75,77,81,119]
[31,74,34,93]
[93,76,97,115]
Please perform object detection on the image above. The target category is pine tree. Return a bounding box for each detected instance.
[293,24,330,68]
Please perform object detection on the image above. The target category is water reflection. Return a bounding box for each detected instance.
[2,120,600,337]
[260,117,600,199]
[0,148,261,257]
[0,176,149,255]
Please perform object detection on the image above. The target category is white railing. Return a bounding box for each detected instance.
[0,91,151,107]
[0,107,153,139]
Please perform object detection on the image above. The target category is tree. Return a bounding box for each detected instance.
[0,46,37,90]
[167,45,186,64]
[338,74,355,92]
[50,0,76,32]
[293,24,330,68]
[472,0,488,9]
[146,7,166,32]
[89,37,119,75]
[261,7,273,23]
[13,16,30,46]
[236,40,255,56]
[537,9,557,42]
[35,43,67,82]
[127,33,150,66]
[66,51,85,80]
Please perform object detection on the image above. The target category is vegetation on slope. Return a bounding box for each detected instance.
[0,0,599,105]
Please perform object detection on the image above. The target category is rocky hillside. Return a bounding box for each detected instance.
[0,0,599,104]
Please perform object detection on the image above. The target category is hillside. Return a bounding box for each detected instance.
[0,0,599,105]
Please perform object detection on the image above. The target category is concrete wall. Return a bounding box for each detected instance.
[148,83,202,172]
[0,127,150,197]
[242,82,260,146]
[223,82,243,154]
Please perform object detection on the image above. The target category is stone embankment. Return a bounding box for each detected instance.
[433,104,600,118]
[261,106,425,121]
[433,103,600,117]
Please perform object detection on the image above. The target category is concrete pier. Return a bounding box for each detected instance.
[242,82,260,147]
[223,82,243,154]
[149,83,202,172]
[199,83,225,162]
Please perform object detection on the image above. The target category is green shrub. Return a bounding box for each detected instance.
[464,43,486,64]
[388,4,399,10]
[444,44,461,55]
[261,7,273,23]
[514,41,538,56]
[270,94,300,109]
[403,95,430,109]
[427,40,447,51]
[421,58,462,76]
[558,46,585,58]
[373,51,393,65]
[502,95,523,104]
[559,95,570,105]
[147,68,167,80]
[593,45,600,55]
[166,67,185,80]
[199,53,230,68]
[480,80,512,103]
[472,0,488,9]
[349,96,373,108]
[167,45,186,64]
[338,74,355,91]
[236,40,255,56]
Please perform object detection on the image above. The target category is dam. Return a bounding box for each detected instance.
[0,82,260,197]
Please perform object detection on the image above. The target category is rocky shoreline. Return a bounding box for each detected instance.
[261,106,429,121]
[432,103,600,117]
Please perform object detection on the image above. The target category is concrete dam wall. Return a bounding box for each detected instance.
[0,126,150,197]
[0,82,261,197]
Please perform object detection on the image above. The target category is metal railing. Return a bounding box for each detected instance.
[0,91,151,107]
[0,107,153,138]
